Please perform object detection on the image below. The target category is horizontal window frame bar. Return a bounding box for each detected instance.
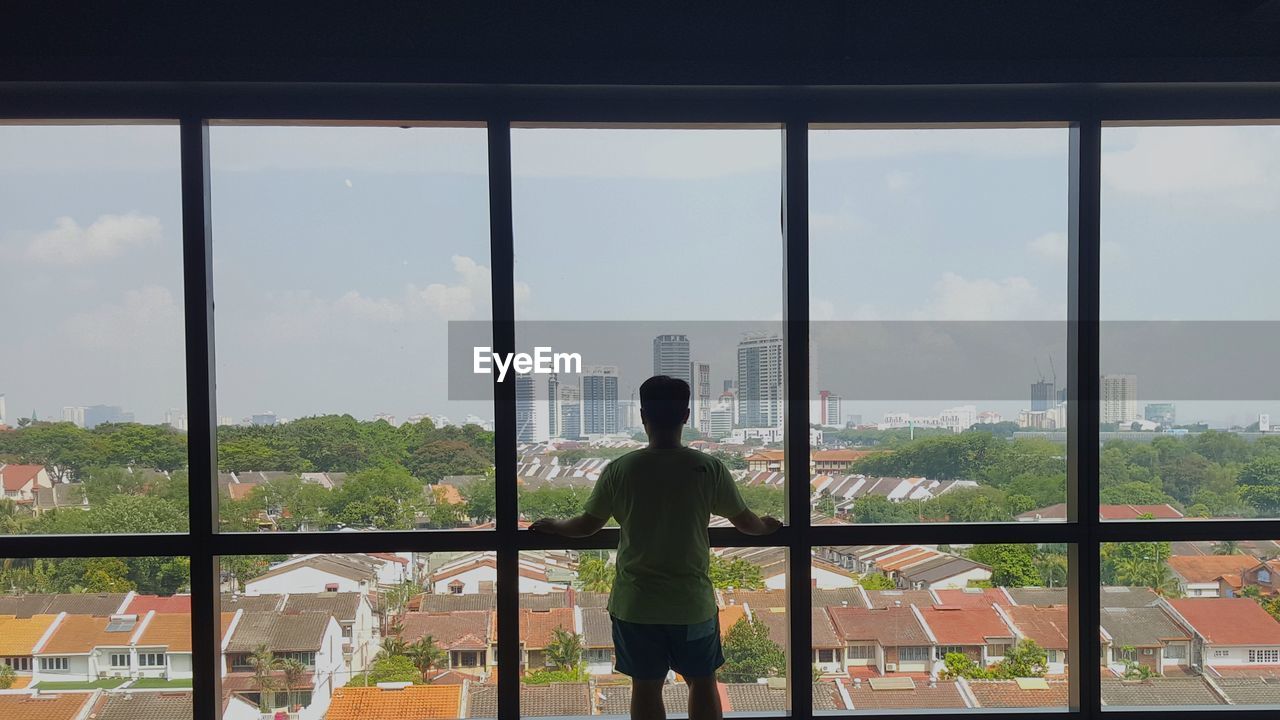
[5,82,1280,122]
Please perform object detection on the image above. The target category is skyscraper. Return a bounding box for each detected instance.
[556,382,582,440]
[516,373,538,442]
[581,366,620,435]
[85,405,134,429]
[653,335,691,385]
[690,361,712,434]
[737,334,783,429]
[1031,378,1055,412]
[1101,374,1139,424]
[547,373,560,438]
[819,390,841,427]
[1144,402,1176,426]
[62,406,87,428]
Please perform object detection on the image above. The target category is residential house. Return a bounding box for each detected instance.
[1003,587,1067,607]
[1242,558,1280,596]
[1166,554,1260,598]
[827,605,935,674]
[429,553,567,595]
[917,605,1016,670]
[811,449,875,474]
[245,555,383,595]
[1165,597,1280,669]
[1000,605,1070,675]
[0,464,52,503]
[0,692,99,720]
[1015,503,1184,522]
[714,547,855,590]
[579,607,614,676]
[32,613,155,684]
[1099,606,1192,676]
[518,607,577,672]
[222,592,379,674]
[812,607,846,673]
[133,613,195,680]
[31,483,89,515]
[0,614,59,684]
[222,610,349,720]
[93,690,193,720]
[744,450,785,473]
[326,684,463,720]
[894,556,992,591]
[399,610,494,677]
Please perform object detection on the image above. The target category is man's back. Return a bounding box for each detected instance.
[584,446,745,625]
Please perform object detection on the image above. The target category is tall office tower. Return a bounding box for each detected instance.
[690,361,712,434]
[581,366,620,435]
[61,406,87,428]
[723,379,735,393]
[84,404,134,429]
[653,334,692,385]
[737,334,784,428]
[1101,374,1139,424]
[547,373,560,438]
[709,403,734,440]
[0,393,6,426]
[819,390,842,427]
[516,373,538,442]
[1031,378,1055,412]
[556,383,582,440]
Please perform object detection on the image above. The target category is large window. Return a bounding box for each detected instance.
[6,88,1280,720]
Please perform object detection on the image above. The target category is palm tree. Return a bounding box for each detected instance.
[1035,555,1068,588]
[247,645,283,712]
[1112,557,1147,587]
[279,658,307,711]
[576,556,615,594]
[544,628,583,672]
[407,636,448,680]
[378,636,409,659]
[1214,540,1241,555]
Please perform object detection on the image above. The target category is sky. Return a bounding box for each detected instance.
[3,122,1280,428]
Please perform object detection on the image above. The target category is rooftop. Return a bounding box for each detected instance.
[1005,605,1069,650]
[1166,554,1261,584]
[828,606,931,646]
[93,691,193,720]
[327,684,463,720]
[225,611,332,653]
[966,679,1069,708]
[1100,606,1189,647]
[919,605,1013,645]
[0,693,95,720]
[1101,677,1224,706]
[1167,597,1280,645]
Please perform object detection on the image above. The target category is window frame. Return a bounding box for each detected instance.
[2,84,1280,720]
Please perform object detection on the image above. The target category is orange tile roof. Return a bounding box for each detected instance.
[326,685,462,720]
[811,449,875,462]
[744,451,785,462]
[126,594,192,614]
[38,614,134,654]
[1005,605,1069,650]
[0,693,95,720]
[0,614,59,656]
[919,606,1013,645]
[1166,554,1260,584]
[519,607,575,649]
[138,613,192,652]
[0,465,45,492]
[1169,598,1280,646]
[719,605,748,638]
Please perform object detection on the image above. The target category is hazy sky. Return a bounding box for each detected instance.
[2,123,1279,428]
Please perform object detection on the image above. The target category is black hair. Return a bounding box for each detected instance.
[639,375,691,428]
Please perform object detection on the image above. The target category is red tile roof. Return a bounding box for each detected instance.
[919,606,1013,645]
[400,610,492,651]
[967,679,1069,708]
[0,693,96,720]
[933,587,1011,608]
[0,465,44,492]
[828,606,931,646]
[519,608,575,649]
[1166,555,1261,584]
[1168,598,1280,646]
[126,594,192,614]
[327,685,462,720]
[1005,605,1069,650]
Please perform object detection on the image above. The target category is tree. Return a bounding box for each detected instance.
[1118,647,1155,680]
[858,573,896,590]
[544,627,584,671]
[1100,481,1175,506]
[0,664,14,689]
[407,637,447,679]
[280,658,307,710]
[248,645,283,711]
[999,639,1048,678]
[709,555,765,590]
[1159,454,1215,505]
[353,654,422,686]
[966,544,1039,587]
[519,486,591,520]
[462,474,496,523]
[720,617,786,682]
[1035,554,1068,588]
[408,440,490,483]
[814,494,837,518]
[1239,456,1280,516]
[852,495,921,524]
[327,466,425,530]
[737,485,784,518]
[577,555,616,593]
[1214,540,1241,555]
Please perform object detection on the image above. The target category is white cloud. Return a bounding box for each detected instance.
[885,170,914,192]
[63,285,182,351]
[918,272,1060,321]
[1102,125,1279,203]
[1027,231,1067,261]
[26,213,163,264]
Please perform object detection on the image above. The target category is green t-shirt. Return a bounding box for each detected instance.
[583,446,747,625]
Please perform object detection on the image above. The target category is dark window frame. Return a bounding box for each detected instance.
[2,83,1280,719]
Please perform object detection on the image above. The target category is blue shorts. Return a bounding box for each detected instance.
[610,614,724,680]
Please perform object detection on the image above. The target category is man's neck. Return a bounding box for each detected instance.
[647,434,683,450]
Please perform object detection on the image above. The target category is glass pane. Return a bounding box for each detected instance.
[209,124,494,532]
[0,554,191,718]
[511,546,787,717]
[1101,539,1280,709]
[510,126,788,525]
[1100,124,1280,521]
[813,543,1069,712]
[223,551,486,719]
[0,124,187,535]
[808,126,1070,524]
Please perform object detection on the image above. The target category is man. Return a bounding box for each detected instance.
[532,375,781,720]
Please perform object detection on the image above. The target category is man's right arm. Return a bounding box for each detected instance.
[728,508,783,536]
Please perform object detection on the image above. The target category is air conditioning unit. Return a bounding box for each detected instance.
[885,663,898,672]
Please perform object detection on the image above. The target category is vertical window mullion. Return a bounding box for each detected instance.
[488,118,520,720]
[180,116,221,720]
[783,119,812,719]
[1066,117,1102,717]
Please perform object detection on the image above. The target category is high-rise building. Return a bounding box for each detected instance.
[1144,402,1176,426]
[581,366,620,435]
[62,406,87,428]
[723,379,735,393]
[690,361,712,434]
[819,390,842,427]
[709,407,734,440]
[165,408,188,431]
[737,334,783,429]
[250,412,278,427]
[85,405,134,429]
[653,335,692,385]
[555,381,582,439]
[1101,374,1139,424]
[1031,378,1055,412]
[547,373,560,438]
[516,373,538,442]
